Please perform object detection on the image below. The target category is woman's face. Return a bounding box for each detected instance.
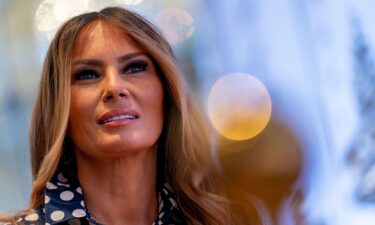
[68,21,164,159]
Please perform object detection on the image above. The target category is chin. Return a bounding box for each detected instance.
[98,139,158,156]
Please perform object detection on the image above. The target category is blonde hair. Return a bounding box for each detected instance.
[1,7,238,225]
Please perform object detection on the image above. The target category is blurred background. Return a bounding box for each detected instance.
[1,0,375,224]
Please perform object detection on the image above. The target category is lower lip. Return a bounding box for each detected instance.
[101,118,137,127]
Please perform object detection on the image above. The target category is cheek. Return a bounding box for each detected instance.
[140,79,164,132]
[68,88,98,133]
[150,83,165,133]
[149,81,164,116]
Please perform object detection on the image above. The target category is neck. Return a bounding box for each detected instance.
[75,147,158,225]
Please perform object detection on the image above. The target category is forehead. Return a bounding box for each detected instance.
[72,20,141,59]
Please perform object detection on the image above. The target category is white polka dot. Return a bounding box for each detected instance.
[76,187,82,194]
[159,200,164,210]
[159,212,164,219]
[25,213,39,221]
[164,183,173,192]
[51,210,65,221]
[46,182,57,190]
[45,195,50,204]
[72,209,86,218]
[46,223,51,225]
[80,200,85,207]
[60,191,74,201]
[169,197,177,206]
[57,182,70,188]
[58,172,68,183]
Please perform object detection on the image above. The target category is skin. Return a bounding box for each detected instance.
[68,20,164,225]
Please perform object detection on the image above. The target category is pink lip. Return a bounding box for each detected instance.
[98,109,139,126]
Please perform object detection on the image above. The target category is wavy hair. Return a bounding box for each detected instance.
[0,7,238,225]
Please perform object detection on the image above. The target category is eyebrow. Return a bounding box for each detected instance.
[72,52,146,66]
[117,52,146,62]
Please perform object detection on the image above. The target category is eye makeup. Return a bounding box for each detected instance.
[122,60,148,74]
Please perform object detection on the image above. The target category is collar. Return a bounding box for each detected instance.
[44,155,184,225]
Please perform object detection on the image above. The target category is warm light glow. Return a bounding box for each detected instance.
[156,8,195,45]
[208,73,272,141]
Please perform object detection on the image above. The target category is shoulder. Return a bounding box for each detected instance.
[13,207,45,225]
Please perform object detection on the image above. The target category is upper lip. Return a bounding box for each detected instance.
[98,109,139,125]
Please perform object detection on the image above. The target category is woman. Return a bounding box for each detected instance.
[0,6,237,225]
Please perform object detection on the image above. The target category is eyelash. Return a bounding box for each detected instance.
[123,61,148,74]
[73,61,149,81]
[74,69,100,81]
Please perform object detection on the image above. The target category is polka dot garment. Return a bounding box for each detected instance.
[16,151,186,225]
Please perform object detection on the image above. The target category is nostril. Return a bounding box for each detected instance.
[105,95,113,100]
[102,89,127,101]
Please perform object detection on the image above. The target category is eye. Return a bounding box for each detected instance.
[74,69,100,80]
[123,62,148,74]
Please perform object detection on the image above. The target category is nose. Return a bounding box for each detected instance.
[101,67,129,102]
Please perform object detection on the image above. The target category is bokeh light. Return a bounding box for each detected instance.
[35,0,61,32]
[35,0,90,32]
[53,0,90,22]
[156,8,195,45]
[208,73,272,141]
[115,0,144,5]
